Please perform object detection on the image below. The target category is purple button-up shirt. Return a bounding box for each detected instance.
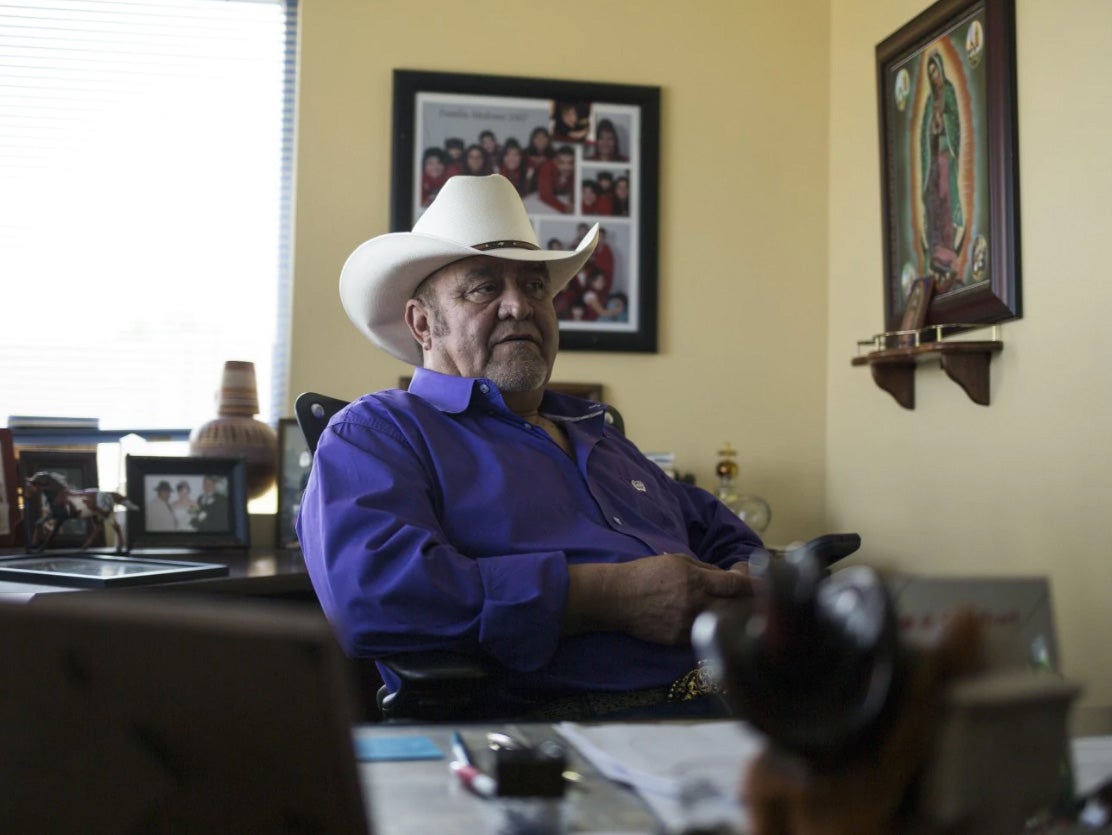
[296,368,763,695]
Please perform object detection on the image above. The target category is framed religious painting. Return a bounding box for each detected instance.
[391,69,660,353]
[876,0,1020,335]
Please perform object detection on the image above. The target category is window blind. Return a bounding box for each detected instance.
[0,0,297,430]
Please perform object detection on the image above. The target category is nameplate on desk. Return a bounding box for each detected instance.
[0,553,228,588]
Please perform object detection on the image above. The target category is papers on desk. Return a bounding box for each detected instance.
[556,720,764,834]
[1073,735,1112,796]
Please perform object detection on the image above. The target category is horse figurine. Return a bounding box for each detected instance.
[23,471,138,554]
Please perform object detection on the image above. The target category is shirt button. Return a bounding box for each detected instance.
[479,383,490,394]
[612,516,623,525]
[522,422,530,430]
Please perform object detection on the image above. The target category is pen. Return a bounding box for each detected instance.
[450,731,496,798]
[450,730,473,766]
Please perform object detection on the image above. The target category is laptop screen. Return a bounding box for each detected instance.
[0,592,371,833]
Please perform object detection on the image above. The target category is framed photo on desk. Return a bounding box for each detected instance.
[0,429,18,547]
[276,418,311,548]
[17,449,102,549]
[125,456,249,551]
[0,553,228,588]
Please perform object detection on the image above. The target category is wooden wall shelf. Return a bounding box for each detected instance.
[851,340,1003,409]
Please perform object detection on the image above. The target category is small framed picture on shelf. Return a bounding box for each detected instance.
[275,418,311,549]
[17,449,102,549]
[125,456,250,551]
[0,429,19,547]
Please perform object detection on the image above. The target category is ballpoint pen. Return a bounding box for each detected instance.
[450,730,496,798]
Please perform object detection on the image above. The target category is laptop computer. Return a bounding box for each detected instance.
[0,592,371,833]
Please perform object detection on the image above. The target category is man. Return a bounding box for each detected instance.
[147,480,177,532]
[194,475,229,532]
[298,175,762,716]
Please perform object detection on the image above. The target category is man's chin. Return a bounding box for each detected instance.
[485,360,549,393]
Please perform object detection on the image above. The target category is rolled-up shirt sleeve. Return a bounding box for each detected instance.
[297,411,569,672]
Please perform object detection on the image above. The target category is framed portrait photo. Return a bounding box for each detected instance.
[392,69,660,353]
[17,449,102,549]
[275,418,311,549]
[0,429,18,547]
[876,0,1020,334]
[125,456,249,551]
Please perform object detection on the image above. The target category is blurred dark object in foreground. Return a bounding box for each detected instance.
[694,545,1080,835]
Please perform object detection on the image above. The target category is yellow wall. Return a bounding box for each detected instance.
[289,0,832,545]
[826,0,1112,720]
[291,0,1112,718]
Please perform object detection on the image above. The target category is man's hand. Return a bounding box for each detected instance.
[565,554,752,645]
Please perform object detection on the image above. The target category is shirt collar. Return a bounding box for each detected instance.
[408,367,487,413]
[408,367,606,422]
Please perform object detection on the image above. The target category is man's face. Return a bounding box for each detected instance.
[407,256,558,393]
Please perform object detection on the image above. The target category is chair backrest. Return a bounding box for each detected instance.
[0,591,370,832]
[294,391,350,454]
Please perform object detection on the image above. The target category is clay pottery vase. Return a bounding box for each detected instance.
[189,361,278,499]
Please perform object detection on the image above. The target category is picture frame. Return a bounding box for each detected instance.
[17,449,102,549]
[0,429,18,547]
[0,553,228,588]
[876,0,1020,334]
[276,418,311,549]
[392,69,660,354]
[125,456,249,551]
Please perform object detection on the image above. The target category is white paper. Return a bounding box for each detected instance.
[556,720,764,834]
[1072,735,1112,796]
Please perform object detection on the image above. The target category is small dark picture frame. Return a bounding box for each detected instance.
[0,429,18,547]
[276,418,311,549]
[17,449,102,549]
[125,456,249,551]
[876,0,1020,333]
[392,69,660,354]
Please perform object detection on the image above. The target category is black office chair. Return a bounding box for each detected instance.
[294,391,860,721]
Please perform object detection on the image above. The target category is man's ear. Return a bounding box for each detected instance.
[405,299,432,351]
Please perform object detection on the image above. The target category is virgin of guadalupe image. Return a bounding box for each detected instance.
[920,50,965,293]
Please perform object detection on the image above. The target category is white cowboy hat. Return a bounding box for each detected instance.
[340,174,599,365]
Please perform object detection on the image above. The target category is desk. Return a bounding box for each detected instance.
[357,723,1111,835]
[358,723,658,834]
[0,547,312,601]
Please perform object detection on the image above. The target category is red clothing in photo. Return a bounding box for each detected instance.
[535,158,573,213]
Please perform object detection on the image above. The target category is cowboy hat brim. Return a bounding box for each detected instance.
[340,223,599,366]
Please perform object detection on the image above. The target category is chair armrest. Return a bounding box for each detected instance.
[376,651,501,721]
